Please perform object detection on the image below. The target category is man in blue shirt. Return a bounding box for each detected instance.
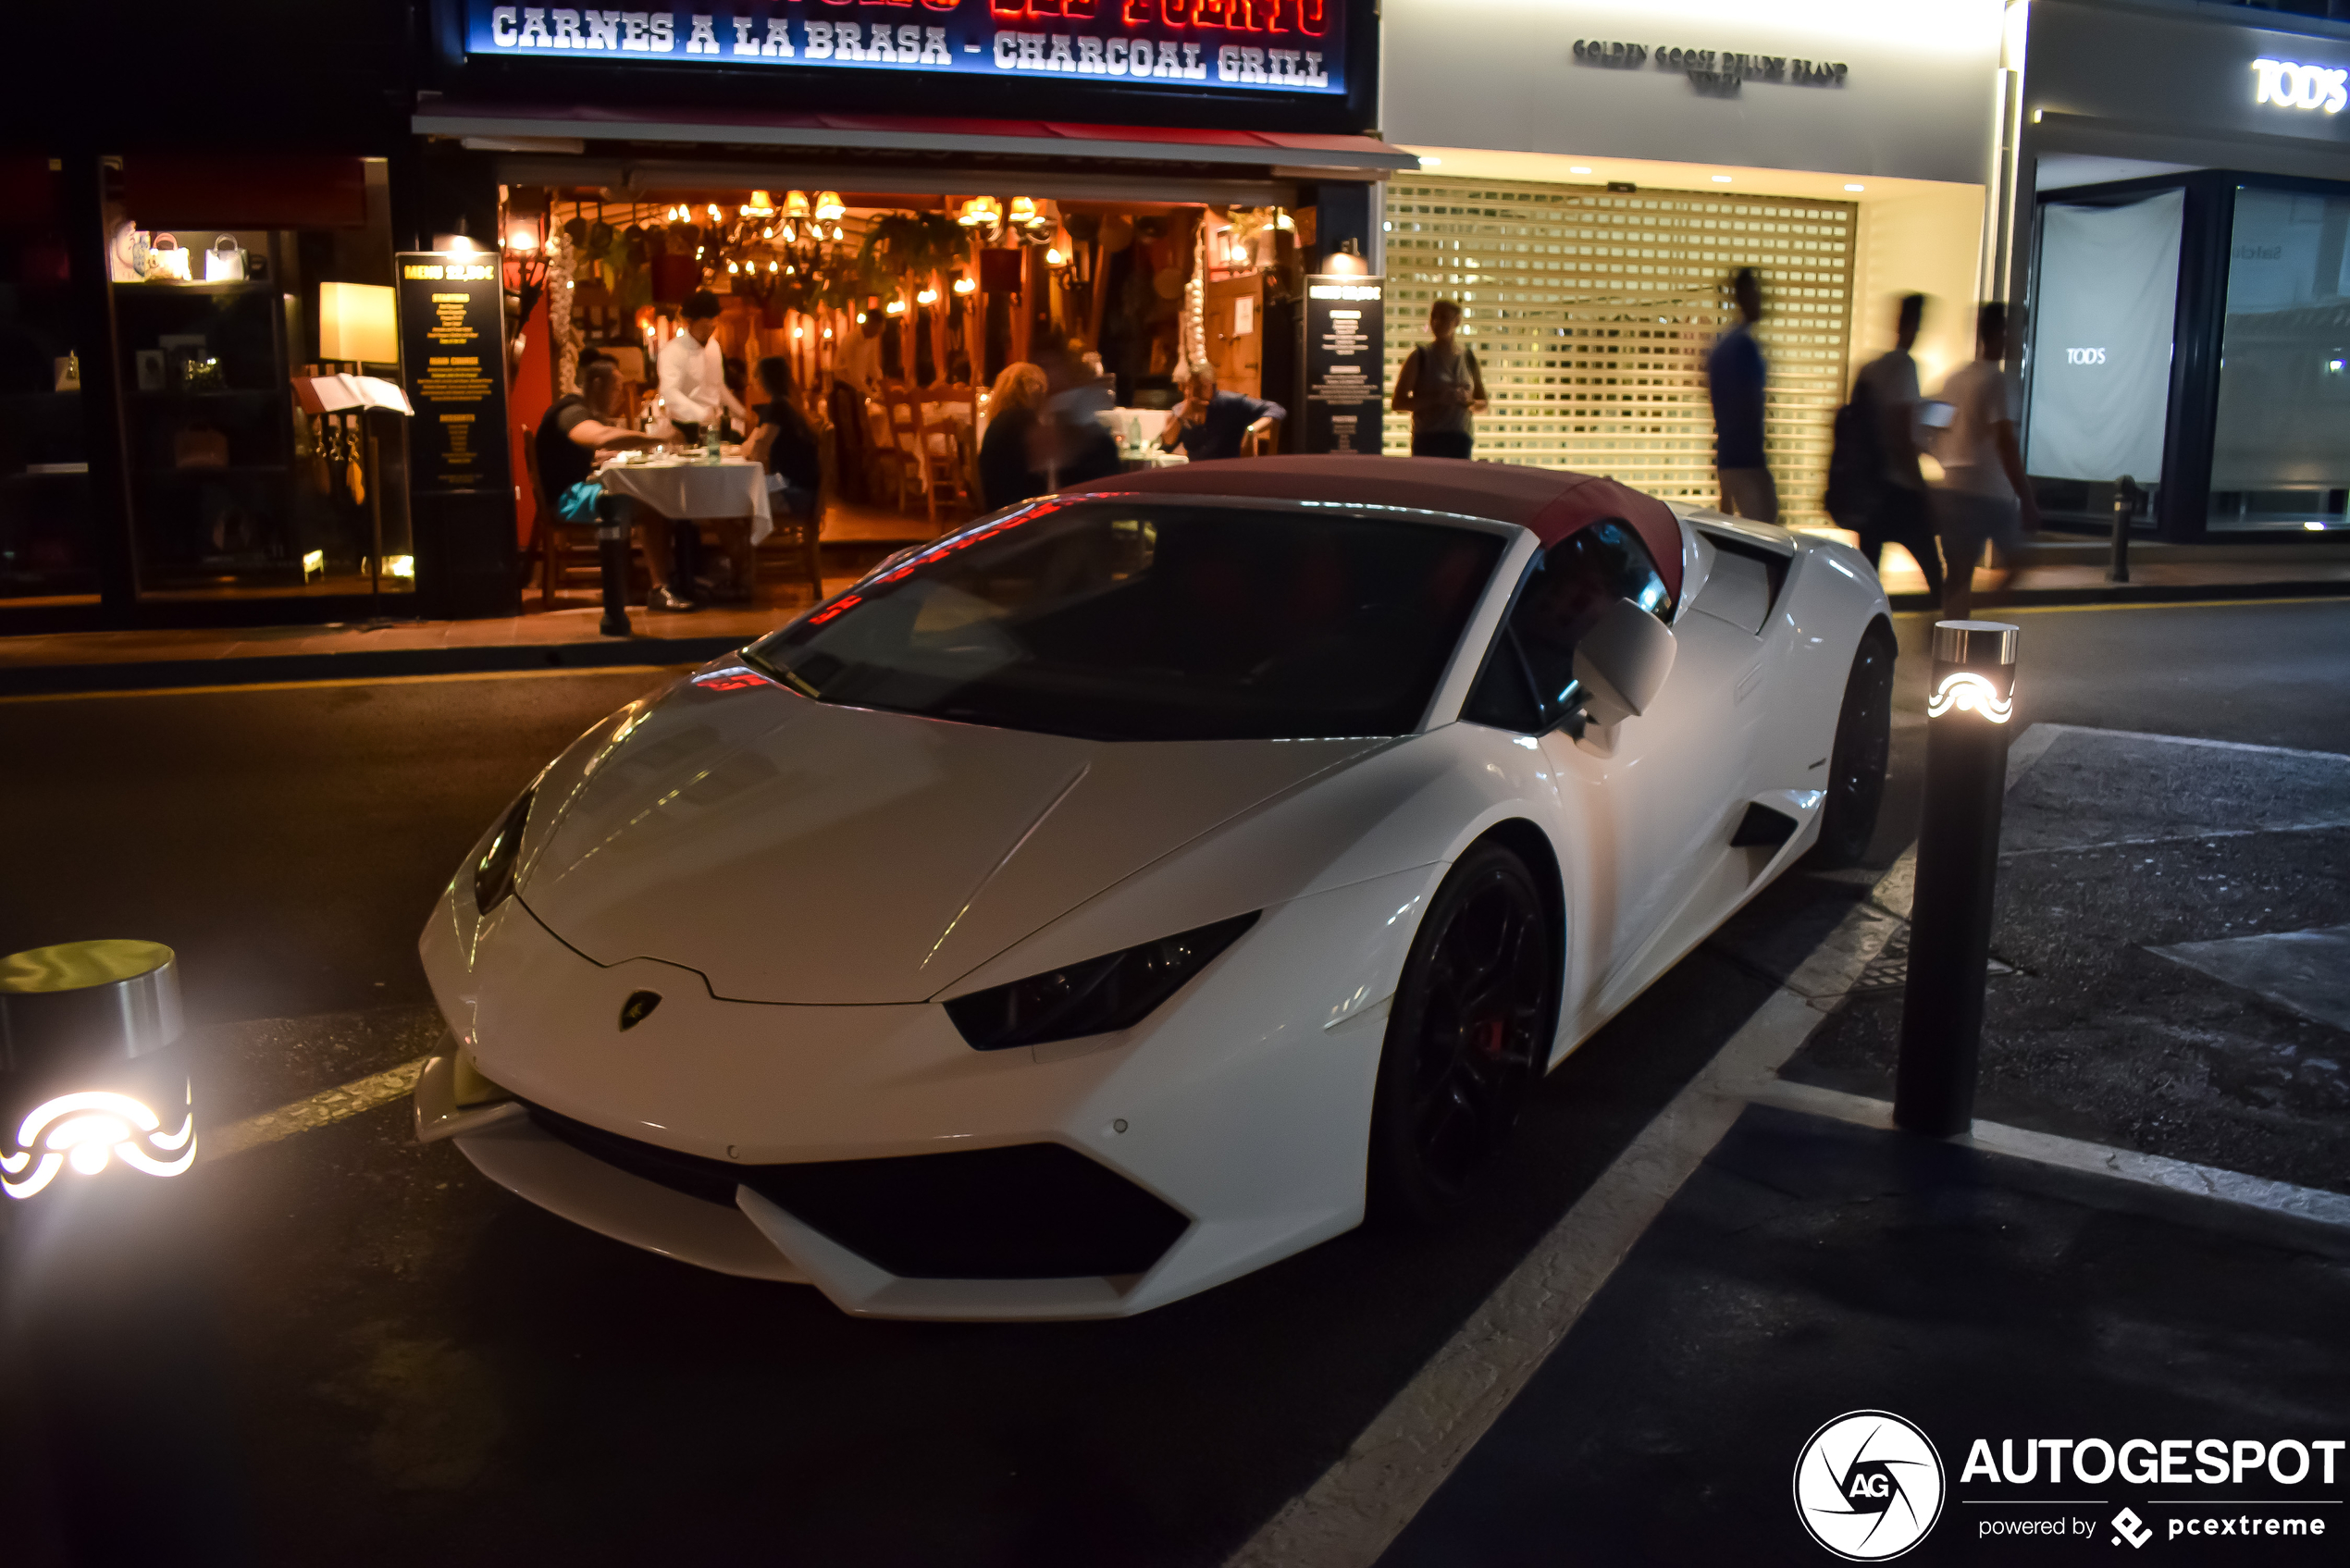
[1158,365,1285,462]
[1707,268,1775,524]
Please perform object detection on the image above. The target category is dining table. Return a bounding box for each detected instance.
[597,453,773,543]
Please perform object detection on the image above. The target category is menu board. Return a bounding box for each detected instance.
[396,253,513,495]
[1302,275,1383,455]
[460,1,1346,96]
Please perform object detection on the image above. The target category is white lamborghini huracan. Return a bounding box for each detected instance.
[414,457,1893,1319]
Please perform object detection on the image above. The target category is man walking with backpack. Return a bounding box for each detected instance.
[1830,293,1946,603]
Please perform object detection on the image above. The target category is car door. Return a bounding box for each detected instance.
[1458,517,1759,1038]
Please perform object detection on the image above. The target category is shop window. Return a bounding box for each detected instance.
[2208,186,2350,533]
[2023,190,2182,512]
[1381,178,1856,525]
[104,154,410,600]
[0,156,96,605]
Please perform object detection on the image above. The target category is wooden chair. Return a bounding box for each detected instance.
[874,382,924,514]
[521,426,605,605]
[915,383,978,525]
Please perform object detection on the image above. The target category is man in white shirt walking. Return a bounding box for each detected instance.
[1933,301,2041,619]
[656,290,747,441]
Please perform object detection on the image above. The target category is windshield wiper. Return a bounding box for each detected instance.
[739,644,822,699]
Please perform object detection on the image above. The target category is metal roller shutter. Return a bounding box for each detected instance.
[1384,177,1857,525]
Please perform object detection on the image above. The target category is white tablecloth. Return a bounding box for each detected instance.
[599,457,773,544]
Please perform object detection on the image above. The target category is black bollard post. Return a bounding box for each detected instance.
[1894,621,2021,1138]
[2108,475,2138,585]
[2,942,245,1564]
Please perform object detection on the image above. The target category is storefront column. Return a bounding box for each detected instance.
[59,152,138,621]
[2157,174,2235,544]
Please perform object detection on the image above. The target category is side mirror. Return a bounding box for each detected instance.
[1573,599,1676,727]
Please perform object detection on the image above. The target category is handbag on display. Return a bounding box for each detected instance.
[203,234,247,282]
[143,234,191,281]
[174,426,229,469]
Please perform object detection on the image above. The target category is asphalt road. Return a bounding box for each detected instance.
[0,598,2343,1566]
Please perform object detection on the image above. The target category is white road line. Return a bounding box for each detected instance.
[1227,898,1902,1568]
[204,1056,428,1161]
[1749,1078,2350,1231]
[2011,722,2349,763]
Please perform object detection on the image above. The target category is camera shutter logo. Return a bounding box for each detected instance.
[1793,1411,1946,1560]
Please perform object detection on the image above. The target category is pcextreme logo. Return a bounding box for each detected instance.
[1795,1411,1947,1561]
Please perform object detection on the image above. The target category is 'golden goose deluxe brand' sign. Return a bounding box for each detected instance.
[464,0,1345,93]
[1573,37,1846,95]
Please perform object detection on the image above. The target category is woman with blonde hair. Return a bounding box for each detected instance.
[980,362,1051,510]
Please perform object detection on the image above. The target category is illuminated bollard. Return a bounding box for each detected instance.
[2,942,240,1565]
[1,941,194,1203]
[1895,622,2020,1139]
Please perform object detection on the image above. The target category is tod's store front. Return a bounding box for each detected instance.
[1375,0,2010,531]
[2012,0,2350,540]
[6,0,1395,632]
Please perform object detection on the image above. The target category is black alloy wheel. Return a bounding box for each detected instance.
[1814,626,1897,867]
[1368,842,1558,1224]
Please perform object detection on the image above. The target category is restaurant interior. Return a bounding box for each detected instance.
[510,181,1309,613]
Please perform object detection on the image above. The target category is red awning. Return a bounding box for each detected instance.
[414,102,1418,177]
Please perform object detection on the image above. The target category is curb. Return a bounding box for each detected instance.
[0,635,754,698]
[1885,577,2350,611]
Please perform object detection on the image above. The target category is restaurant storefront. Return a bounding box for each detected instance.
[2010,0,2350,540]
[1374,0,2008,530]
[6,0,1396,632]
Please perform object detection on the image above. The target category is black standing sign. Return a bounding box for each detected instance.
[396,253,512,495]
[1303,275,1385,455]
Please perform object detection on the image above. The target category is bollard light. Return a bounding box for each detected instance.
[1895,622,2021,1138]
[0,941,193,1201]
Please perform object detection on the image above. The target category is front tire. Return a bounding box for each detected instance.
[1367,843,1558,1225]
[1815,626,1896,866]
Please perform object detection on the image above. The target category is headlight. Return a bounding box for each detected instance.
[473,789,536,916]
[945,912,1259,1051]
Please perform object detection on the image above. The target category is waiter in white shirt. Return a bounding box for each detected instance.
[656,289,747,441]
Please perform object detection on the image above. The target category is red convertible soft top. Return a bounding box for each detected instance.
[1059,455,1684,604]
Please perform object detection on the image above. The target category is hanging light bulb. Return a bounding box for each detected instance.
[857,311,868,324]
[831,223,845,241]
[741,190,776,217]
[780,221,796,244]
[769,260,779,272]
[762,226,773,240]
[783,190,811,221]
[958,195,1001,228]
[951,271,976,295]
[884,298,905,315]
[1008,195,1039,229]
[1045,247,1066,267]
[727,259,739,274]
[824,327,835,340]
[917,286,938,304]
[707,204,724,223]
[814,191,845,222]
[785,265,795,275]
[793,325,805,339]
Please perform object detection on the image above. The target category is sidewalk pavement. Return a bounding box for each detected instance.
[1865,532,2350,610]
[1376,1102,2350,1566]
[4,529,2347,698]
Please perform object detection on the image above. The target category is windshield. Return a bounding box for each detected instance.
[745,499,1505,742]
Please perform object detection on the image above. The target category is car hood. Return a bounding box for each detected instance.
[516,677,1383,1004]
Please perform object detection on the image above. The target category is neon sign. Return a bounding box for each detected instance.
[464,1,1343,93]
[2253,57,2347,115]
